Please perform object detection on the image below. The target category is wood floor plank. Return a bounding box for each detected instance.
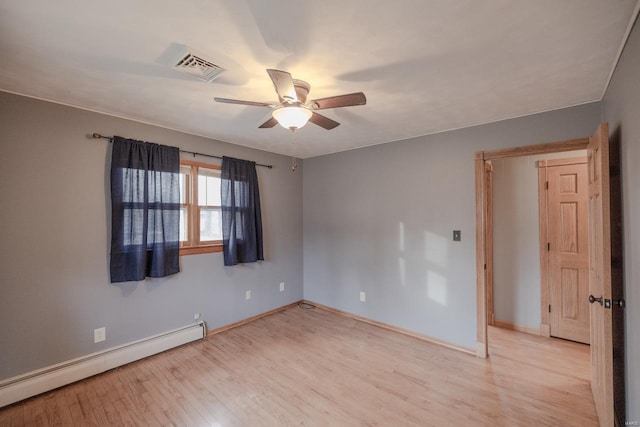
[0,306,598,426]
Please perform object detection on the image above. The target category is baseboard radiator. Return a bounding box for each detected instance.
[0,322,205,408]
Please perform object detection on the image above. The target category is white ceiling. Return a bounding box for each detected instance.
[1,1,638,158]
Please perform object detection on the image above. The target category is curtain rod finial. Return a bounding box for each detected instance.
[92,133,102,139]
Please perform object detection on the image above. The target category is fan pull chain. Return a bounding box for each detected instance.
[290,129,299,172]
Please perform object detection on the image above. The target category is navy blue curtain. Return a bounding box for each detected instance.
[221,156,264,266]
[110,136,181,282]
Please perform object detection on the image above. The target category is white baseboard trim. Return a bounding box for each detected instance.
[0,322,204,408]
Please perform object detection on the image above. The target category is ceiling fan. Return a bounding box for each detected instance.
[214,69,366,131]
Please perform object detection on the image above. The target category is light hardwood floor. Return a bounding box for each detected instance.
[0,306,597,426]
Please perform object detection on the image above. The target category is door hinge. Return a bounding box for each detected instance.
[484,263,487,270]
[548,304,551,313]
[545,181,549,190]
[547,242,550,251]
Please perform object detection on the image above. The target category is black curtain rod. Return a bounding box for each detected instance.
[91,133,273,169]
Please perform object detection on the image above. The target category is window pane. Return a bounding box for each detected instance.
[198,168,221,206]
[206,176,221,205]
[179,207,188,242]
[198,175,206,206]
[179,167,190,204]
[200,208,222,241]
[198,166,220,178]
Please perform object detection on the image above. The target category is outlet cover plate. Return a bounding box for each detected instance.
[279,282,285,292]
[360,291,366,302]
[94,327,106,343]
[245,290,251,300]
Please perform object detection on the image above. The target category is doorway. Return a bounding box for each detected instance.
[473,136,590,358]
[485,153,590,343]
[474,124,624,426]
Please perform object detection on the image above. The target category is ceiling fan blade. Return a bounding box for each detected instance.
[214,97,273,107]
[266,69,298,104]
[311,92,366,110]
[309,112,340,130]
[258,117,278,128]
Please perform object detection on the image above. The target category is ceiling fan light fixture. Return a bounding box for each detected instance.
[214,69,365,130]
[272,106,312,131]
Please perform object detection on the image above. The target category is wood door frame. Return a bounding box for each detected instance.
[537,156,588,339]
[485,162,495,326]
[474,137,589,358]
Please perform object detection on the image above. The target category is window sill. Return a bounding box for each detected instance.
[180,244,223,256]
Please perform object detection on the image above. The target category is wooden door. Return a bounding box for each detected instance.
[587,123,614,427]
[546,158,590,344]
[609,133,625,426]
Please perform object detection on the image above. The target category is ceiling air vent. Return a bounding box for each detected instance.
[173,48,225,83]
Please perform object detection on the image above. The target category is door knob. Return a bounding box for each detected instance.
[588,295,603,305]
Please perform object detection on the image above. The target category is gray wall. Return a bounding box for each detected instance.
[303,103,601,349]
[0,91,303,380]
[492,150,585,330]
[602,15,640,422]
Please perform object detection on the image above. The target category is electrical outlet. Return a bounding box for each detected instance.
[94,327,106,343]
[245,290,251,300]
[360,291,366,302]
[453,230,461,241]
[279,282,285,292]
[194,313,201,321]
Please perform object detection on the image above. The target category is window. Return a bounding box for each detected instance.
[179,160,223,255]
